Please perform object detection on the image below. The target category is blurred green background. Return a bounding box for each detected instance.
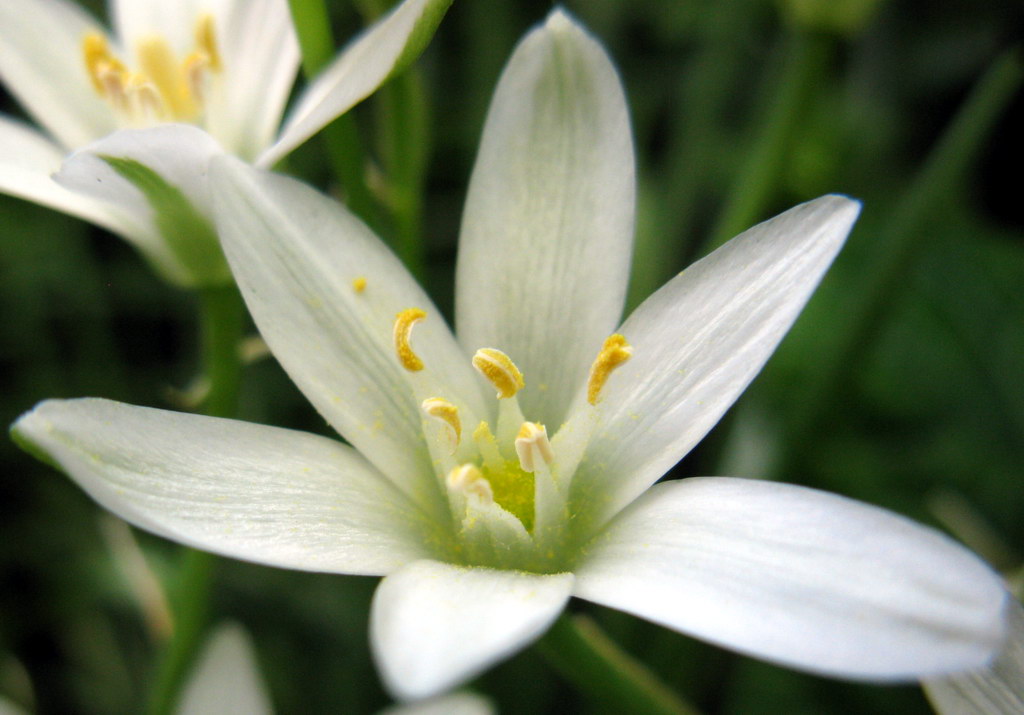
[1,0,1021,712]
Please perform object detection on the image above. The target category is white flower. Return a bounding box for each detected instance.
[12,10,1008,702]
[177,623,274,715]
[0,0,450,285]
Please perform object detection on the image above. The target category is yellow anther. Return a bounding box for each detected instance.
[137,35,196,120]
[515,422,554,473]
[472,348,525,399]
[422,398,461,452]
[393,308,427,371]
[194,13,222,72]
[83,33,124,93]
[587,334,633,405]
[352,277,367,293]
[447,464,493,503]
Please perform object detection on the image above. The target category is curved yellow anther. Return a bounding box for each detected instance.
[515,422,553,473]
[472,348,524,399]
[393,308,427,371]
[194,13,221,72]
[447,464,493,503]
[422,397,461,452]
[352,276,367,293]
[587,334,633,405]
[83,33,125,93]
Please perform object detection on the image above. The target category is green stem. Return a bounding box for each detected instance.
[287,0,382,230]
[379,69,429,278]
[357,0,429,278]
[703,29,833,255]
[145,286,247,715]
[783,47,1023,467]
[537,614,701,715]
[198,285,246,419]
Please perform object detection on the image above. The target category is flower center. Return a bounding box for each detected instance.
[82,14,221,125]
[392,308,632,568]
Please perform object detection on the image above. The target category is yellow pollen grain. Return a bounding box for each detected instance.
[472,348,524,399]
[393,308,427,371]
[194,13,221,72]
[422,397,461,448]
[352,276,367,293]
[587,334,633,405]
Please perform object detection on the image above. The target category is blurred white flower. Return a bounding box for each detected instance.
[13,9,1009,702]
[0,0,450,285]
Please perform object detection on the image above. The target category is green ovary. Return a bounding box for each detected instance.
[484,459,535,532]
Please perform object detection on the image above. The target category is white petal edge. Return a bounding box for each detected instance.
[573,478,1009,681]
[925,598,1024,714]
[54,125,228,286]
[455,9,635,429]
[210,156,486,508]
[0,115,148,242]
[203,0,299,160]
[378,692,495,715]
[0,697,27,715]
[177,623,273,715]
[0,0,114,148]
[55,124,225,229]
[258,0,446,167]
[569,195,859,527]
[13,398,433,576]
[371,559,573,701]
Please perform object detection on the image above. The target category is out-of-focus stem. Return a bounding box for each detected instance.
[538,613,701,715]
[287,0,382,230]
[703,29,833,255]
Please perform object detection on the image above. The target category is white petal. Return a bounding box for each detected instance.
[112,0,204,57]
[574,478,1009,681]
[55,124,223,223]
[54,125,229,286]
[0,697,27,715]
[177,623,273,715]
[203,0,299,160]
[455,10,635,428]
[371,559,573,700]
[210,157,485,503]
[379,692,495,715]
[925,598,1024,714]
[13,398,433,576]
[571,195,859,526]
[0,114,145,239]
[258,0,451,167]
[0,0,115,148]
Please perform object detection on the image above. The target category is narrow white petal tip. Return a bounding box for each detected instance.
[545,7,577,32]
[371,560,573,701]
